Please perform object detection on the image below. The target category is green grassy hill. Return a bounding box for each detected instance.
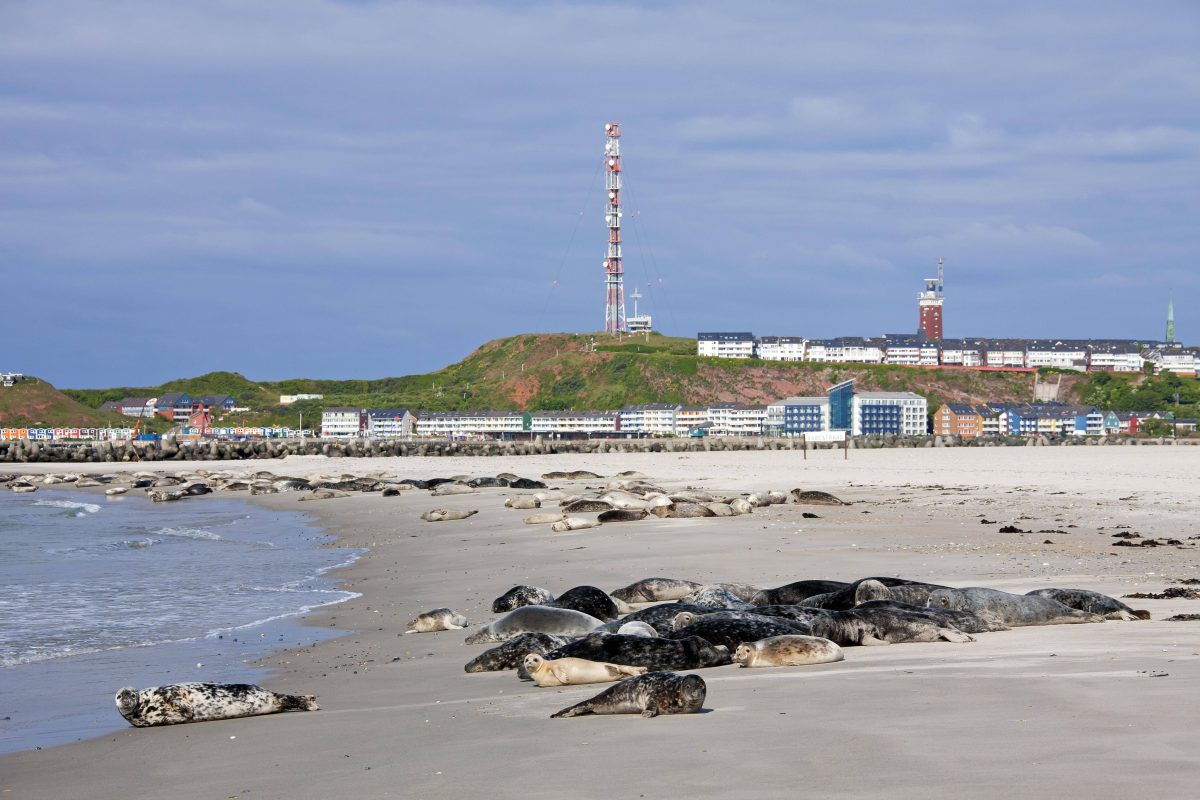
[0,377,130,428]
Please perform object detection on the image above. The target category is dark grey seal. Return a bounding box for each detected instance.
[809,607,975,645]
[803,577,948,611]
[927,588,1104,627]
[551,672,706,718]
[468,476,510,488]
[115,683,318,727]
[664,617,813,650]
[854,600,1009,633]
[492,585,555,613]
[593,603,712,635]
[509,477,547,489]
[611,578,704,604]
[750,580,849,606]
[544,632,731,671]
[1026,588,1150,620]
[463,632,572,673]
[549,586,622,622]
[790,489,847,505]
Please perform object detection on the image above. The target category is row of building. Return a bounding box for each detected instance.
[933,403,1195,437]
[106,393,241,421]
[698,333,1200,374]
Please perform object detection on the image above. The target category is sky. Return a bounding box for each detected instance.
[2,1,1198,387]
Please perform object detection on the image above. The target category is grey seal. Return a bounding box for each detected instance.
[464,605,604,644]
[790,489,847,505]
[665,617,813,650]
[593,603,712,635]
[611,578,704,604]
[420,508,478,522]
[616,621,659,637]
[598,508,648,523]
[750,580,849,606]
[854,600,1009,633]
[115,683,318,727]
[927,588,1105,627]
[1026,588,1150,621]
[680,587,753,610]
[544,632,731,671]
[809,607,975,645]
[733,635,844,667]
[492,585,556,613]
[463,632,572,673]
[550,672,706,718]
[803,578,948,611]
[405,608,468,633]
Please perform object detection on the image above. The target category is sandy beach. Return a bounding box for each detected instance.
[3,448,1199,799]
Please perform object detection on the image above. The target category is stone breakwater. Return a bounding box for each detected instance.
[0,434,1194,463]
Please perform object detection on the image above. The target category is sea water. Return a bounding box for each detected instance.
[0,488,361,753]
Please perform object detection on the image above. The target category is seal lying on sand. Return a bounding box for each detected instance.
[666,617,813,650]
[551,672,706,718]
[750,580,849,606]
[492,586,555,613]
[733,635,844,667]
[1026,588,1150,620]
[611,578,704,604]
[420,508,478,522]
[465,606,604,644]
[617,621,658,637]
[594,603,712,635]
[544,632,731,671]
[548,586,622,621]
[854,600,1009,633]
[809,607,974,645]
[406,608,469,633]
[927,587,1105,627]
[803,577,947,610]
[115,683,318,727]
[682,587,754,609]
[523,654,647,687]
[463,632,572,673]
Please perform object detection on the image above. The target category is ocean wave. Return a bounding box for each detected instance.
[49,537,163,555]
[34,499,101,515]
[154,526,223,542]
[203,589,362,639]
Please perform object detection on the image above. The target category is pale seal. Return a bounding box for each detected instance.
[464,605,604,644]
[463,632,572,673]
[733,635,844,667]
[551,516,600,532]
[1026,588,1150,621]
[593,603,712,635]
[420,508,478,522]
[544,632,731,671]
[523,513,565,525]
[550,672,706,718]
[523,654,647,687]
[406,608,469,633]
[505,496,540,509]
[927,587,1105,627]
[492,585,555,613]
[616,621,659,638]
[611,578,704,604]
[115,683,318,727]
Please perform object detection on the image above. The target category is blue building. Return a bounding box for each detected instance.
[771,396,827,435]
[829,380,854,432]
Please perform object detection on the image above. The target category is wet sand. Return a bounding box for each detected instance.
[3,448,1199,799]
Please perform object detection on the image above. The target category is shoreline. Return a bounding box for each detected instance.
[3,449,1199,799]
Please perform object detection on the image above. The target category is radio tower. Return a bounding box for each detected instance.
[603,122,627,333]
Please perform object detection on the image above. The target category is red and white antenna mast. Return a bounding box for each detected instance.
[603,122,627,333]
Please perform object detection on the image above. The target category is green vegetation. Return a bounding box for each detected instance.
[1080,371,1200,418]
[0,378,129,428]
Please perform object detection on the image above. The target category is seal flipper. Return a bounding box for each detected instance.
[641,707,659,719]
[937,628,974,643]
[551,700,594,718]
[860,635,890,646]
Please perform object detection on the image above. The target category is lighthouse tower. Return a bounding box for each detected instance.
[918,258,945,341]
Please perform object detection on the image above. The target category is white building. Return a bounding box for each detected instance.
[280,393,324,405]
[697,332,756,359]
[1146,347,1199,375]
[530,410,618,435]
[365,409,414,439]
[757,336,806,362]
[619,404,680,435]
[851,392,927,437]
[1088,349,1143,372]
[1025,343,1088,371]
[805,338,885,364]
[415,411,525,438]
[675,406,707,436]
[321,408,362,438]
[706,403,766,436]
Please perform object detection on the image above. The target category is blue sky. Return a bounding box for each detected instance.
[2,1,1197,387]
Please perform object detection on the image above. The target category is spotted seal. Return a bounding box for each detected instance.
[750,580,849,606]
[550,672,706,718]
[680,587,753,610]
[804,577,948,611]
[115,683,318,727]
[733,635,844,667]
[544,632,731,671]
[809,606,974,645]
[927,587,1105,627]
[464,605,604,644]
[666,616,813,649]
[548,586,622,622]
[854,600,1009,633]
[406,608,469,633]
[1025,588,1150,621]
[492,586,555,613]
[463,632,572,673]
[593,603,712,635]
[611,578,704,604]
[523,653,647,687]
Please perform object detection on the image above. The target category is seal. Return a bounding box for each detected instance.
[420,508,478,522]
[927,587,1106,627]
[509,478,547,489]
[504,496,541,509]
[469,477,510,488]
[681,587,753,610]
[611,578,704,604]
[593,603,712,635]
[561,499,614,513]
[1026,588,1150,621]
[550,672,706,718]
[115,682,318,727]
[790,489,847,505]
[617,621,658,638]
[733,635,844,667]
[597,509,648,523]
[463,632,572,673]
[802,577,946,610]
[544,632,731,671]
[523,513,565,525]
[492,586,555,613]
[854,600,1009,633]
[549,586,622,621]
[551,516,601,532]
[523,654,647,687]
[666,616,813,650]
[750,580,849,606]
[406,608,469,633]
[464,605,604,644]
[809,607,974,645]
